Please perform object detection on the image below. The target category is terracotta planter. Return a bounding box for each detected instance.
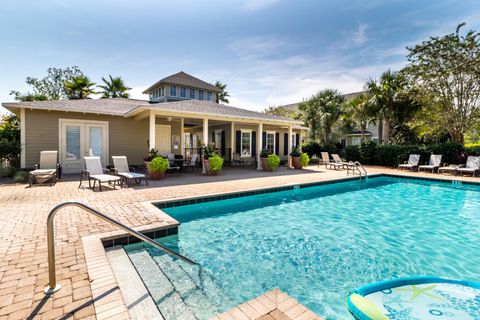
[292,157,303,169]
[203,159,218,176]
[261,157,271,171]
[145,162,166,180]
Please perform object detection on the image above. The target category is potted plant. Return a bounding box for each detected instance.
[207,154,224,175]
[300,153,310,168]
[259,149,272,171]
[144,148,159,163]
[267,154,281,171]
[147,156,168,179]
[201,144,216,171]
[290,146,302,169]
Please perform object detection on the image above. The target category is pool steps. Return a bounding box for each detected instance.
[128,249,232,319]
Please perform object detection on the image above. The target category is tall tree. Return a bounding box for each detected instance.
[214,81,230,104]
[404,23,480,144]
[344,93,375,143]
[97,75,131,98]
[298,89,345,142]
[263,105,298,119]
[64,75,96,100]
[9,66,84,101]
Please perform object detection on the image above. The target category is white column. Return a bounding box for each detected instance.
[288,125,293,168]
[180,118,184,157]
[202,118,208,174]
[230,122,235,162]
[257,123,263,170]
[20,108,26,168]
[149,110,156,150]
[298,130,303,151]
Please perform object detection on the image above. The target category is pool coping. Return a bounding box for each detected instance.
[81,171,479,319]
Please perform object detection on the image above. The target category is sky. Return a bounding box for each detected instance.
[1,0,479,114]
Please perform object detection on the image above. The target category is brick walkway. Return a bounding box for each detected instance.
[0,165,478,319]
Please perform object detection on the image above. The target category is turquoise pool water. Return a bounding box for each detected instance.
[126,176,480,319]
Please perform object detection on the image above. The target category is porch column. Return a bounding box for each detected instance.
[180,118,184,157]
[230,122,235,162]
[149,110,156,150]
[257,122,263,170]
[20,108,26,168]
[299,130,303,151]
[202,118,208,174]
[288,125,293,168]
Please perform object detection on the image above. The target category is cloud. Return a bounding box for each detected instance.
[351,24,368,45]
[238,0,281,12]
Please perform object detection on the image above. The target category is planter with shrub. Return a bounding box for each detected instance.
[260,149,271,171]
[290,147,303,169]
[147,156,168,179]
[300,153,310,167]
[267,154,281,171]
[207,154,224,175]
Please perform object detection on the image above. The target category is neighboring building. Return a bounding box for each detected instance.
[2,72,306,173]
[143,71,222,103]
[281,91,380,147]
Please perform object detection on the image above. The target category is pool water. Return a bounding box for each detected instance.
[126,176,480,319]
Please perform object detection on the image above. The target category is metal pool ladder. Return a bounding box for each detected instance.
[44,201,197,294]
[347,161,368,178]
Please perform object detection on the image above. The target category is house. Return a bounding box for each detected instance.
[281,91,380,147]
[2,72,305,173]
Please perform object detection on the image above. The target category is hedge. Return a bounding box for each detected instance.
[301,141,337,158]
[344,141,468,167]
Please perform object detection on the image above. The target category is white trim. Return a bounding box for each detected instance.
[20,108,26,168]
[240,129,252,158]
[265,131,276,153]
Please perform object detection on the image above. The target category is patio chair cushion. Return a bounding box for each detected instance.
[89,174,121,182]
[39,151,58,169]
[438,166,458,172]
[30,169,57,176]
[118,172,145,179]
[398,164,415,168]
[418,165,437,169]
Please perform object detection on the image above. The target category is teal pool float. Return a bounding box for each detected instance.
[347,276,480,320]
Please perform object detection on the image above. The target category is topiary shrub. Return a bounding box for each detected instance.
[267,154,280,170]
[150,156,169,173]
[208,154,224,172]
[300,153,310,167]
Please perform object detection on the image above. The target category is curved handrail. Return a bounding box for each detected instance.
[354,161,368,176]
[44,201,196,294]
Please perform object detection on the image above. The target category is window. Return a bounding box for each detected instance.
[170,86,177,96]
[198,90,205,100]
[266,132,275,153]
[160,87,164,96]
[214,130,222,148]
[189,88,196,99]
[180,87,187,98]
[241,131,251,157]
[291,134,297,147]
[207,91,213,101]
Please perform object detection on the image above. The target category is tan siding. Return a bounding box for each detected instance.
[24,109,148,168]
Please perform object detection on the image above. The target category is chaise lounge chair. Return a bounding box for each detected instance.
[438,164,462,175]
[418,154,442,173]
[111,156,148,185]
[398,154,420,171]
[331,154,348,170]
[29,150,60,187]
[456,156,480,177]
[79,156,122,191]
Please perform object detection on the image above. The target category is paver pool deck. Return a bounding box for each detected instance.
[0,165,478,319]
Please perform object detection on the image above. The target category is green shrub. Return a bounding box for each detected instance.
[260,149,271,158]
[358,141,378,165]
[149,157,169,173]
[345,146,360,162]
[0,165,16,178]
[267,154,280,170]
[427,142,462,164]
[208,154,224,172]
[13,171,28,183]
[300,153,310,167]
[301,141,336,157]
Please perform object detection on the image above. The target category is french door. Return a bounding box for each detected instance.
[59,119,108,173]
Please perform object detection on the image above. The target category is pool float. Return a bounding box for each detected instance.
[346,276,480,319]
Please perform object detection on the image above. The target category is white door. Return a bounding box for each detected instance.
[155,125,171,153]
[60,120,108,173]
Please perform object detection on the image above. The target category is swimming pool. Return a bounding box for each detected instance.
[124,176,480,319]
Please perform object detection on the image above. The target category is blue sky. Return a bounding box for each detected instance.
[1,0,479,113]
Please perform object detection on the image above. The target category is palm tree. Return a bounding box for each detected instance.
[214,81,230,104]
[298,89,345,142]
[365,70,400,144]
[97,75,131,98]
[344,93,375,143]
[64,75,96,99]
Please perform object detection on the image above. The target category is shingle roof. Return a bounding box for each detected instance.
[2,98,149,116]
[2,98,301,124]
[143,71,221,94]
[129,100,302,123]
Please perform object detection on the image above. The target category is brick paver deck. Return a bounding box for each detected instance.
[0,165,478,319]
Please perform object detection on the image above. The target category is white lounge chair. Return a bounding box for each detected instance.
[418,154,442,173]
[79,156,121,191]
[456,156,480,177]
[331,154,347,170]
[112,156,147,185]
[29,151,60,186]
[398,154,420,171]
[438,164,462,175]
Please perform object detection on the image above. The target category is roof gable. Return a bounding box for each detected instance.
[143,71,221,94]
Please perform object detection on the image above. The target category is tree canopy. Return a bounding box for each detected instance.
[64,75,96,99]
[97,75,131,98]
[214,81,230,104]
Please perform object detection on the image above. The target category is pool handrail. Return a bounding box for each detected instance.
[44,201,197,294]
